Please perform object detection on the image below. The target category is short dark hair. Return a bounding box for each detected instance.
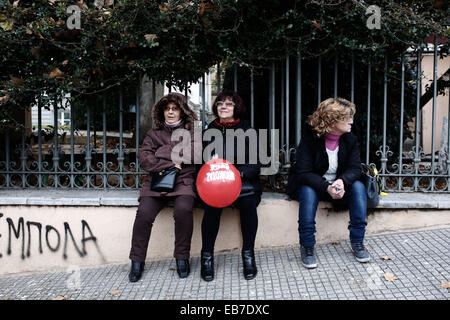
[212,91,246,120]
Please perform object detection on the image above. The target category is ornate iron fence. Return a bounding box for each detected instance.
[1,36,449,192]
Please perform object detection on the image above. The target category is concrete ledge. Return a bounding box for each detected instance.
[1,189,450,209]
[0,189,449,276]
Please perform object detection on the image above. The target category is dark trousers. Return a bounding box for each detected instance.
[201,194,259,253]
[129,195,195,262]
[297,180,368,247]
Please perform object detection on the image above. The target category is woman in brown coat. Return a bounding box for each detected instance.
[128,92,198,282]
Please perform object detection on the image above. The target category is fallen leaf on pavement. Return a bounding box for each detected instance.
[384,272,398,282]
[53,296,68,300]
[381,256,391,261]
[331,241,340,245]
[441,281,450,289]
[109,290,121,296]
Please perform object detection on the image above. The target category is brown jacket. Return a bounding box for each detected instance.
[138,93,198,198]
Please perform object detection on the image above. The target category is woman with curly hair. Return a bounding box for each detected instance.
[293,97,370,269]
[128,92,198,282]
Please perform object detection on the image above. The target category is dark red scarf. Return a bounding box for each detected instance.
[213,118,241,128]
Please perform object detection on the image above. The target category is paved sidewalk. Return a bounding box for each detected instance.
[0,228,448,300]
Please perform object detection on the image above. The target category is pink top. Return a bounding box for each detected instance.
[325,132,342,151]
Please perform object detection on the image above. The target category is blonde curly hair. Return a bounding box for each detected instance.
[308,97,356,137]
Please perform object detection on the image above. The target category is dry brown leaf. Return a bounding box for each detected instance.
[159,3,170,12]
[384,272,398,282]
[168,267,176,271]
[381,255,391,261]
[53,296,68,300]
[331,241,340,245]
[312,19,323,31]
[109,290,121,296]
[77,1,88,10]
[441,281,450,289]
[0,94,9,104]
[46,68,64,79]
[144,34,157,42]
[31,47,40,59]
[9,74,23,86]
[0,14,14,31]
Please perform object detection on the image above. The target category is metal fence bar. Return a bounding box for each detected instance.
[398,55,405,190]
[53,96,59,187]
[334,56,338,98]
[430,35,438,191]
[296,54,302,145]
[5,131,10,187]
[217,63,221,93]
[37,102,42,188]
[281,61,285,150]
[152,79,156,127]
[414,46,422,191]
[447,92,450,190]
[135,82,140,188]
[317,56,322,104]
[366,62,371,165]
[102,95,107,188]
[118,87,124,188]
[351,53,355,102]
[234,64,238,92]
[86,104,92,188]
[270,62,275,132]
[201,74,206,128]
[20,127,26,187]
[381,57,388,190]
[285,55,290,156]
[250,70,254,127]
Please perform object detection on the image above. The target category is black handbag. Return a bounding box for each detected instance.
[239,180,256,198]
[361,163,380,208]
[150,168,180,192]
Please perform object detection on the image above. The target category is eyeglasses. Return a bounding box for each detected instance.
[339,114,354,121]
[215,101,235,108]
[164,106,180,112]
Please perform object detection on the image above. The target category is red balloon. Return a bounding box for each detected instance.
[196,158,242,208]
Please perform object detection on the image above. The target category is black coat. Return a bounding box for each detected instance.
[291,125,362,199]
[203,119,262,198]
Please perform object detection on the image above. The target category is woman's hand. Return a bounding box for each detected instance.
[327,179,345,199]
[174,163,182,170]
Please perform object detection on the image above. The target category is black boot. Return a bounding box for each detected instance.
[176,259,190,278]
[242,249,257,280]
[200,251,214,282]
[128,261,145,283]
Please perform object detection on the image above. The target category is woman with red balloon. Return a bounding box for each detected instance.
[199,91,262,281]
[128,93,198,282]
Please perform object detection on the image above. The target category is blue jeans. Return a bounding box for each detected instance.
[297,180,367,247]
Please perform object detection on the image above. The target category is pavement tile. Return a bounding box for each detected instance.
[0,227,449,300]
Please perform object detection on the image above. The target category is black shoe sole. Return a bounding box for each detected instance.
[244,272,257,280]
[201,275,214,282]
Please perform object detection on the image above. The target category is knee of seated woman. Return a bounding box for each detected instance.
[350,180,366,195]
[297,185,319,200]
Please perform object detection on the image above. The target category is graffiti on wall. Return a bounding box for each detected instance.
[0,213,98,260]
